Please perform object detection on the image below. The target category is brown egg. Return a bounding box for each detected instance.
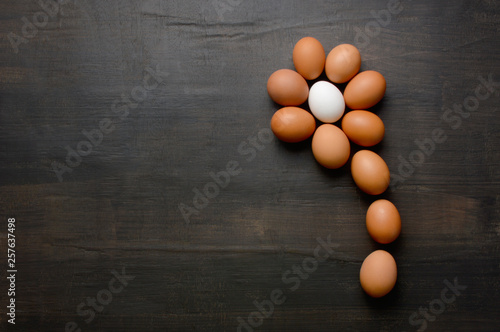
[271,107,316,143]
[351,150,390,195]
[366,199,401,244]
[325,44,361,83]
[293,37,326,80]
[341,110,385,147]
[267,69,309,106]
[360,250,397,298]
[344,70,386,109]
[311,124,350,169]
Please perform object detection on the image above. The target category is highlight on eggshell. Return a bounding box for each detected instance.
[325,43,361,83]
[308,81,345,123]
[351,150,390,195]
[366,199,401,244]
[311,124,350,169]
[341,110,385,147]
[293,37,326,80]
[344,70,387,109]
[267,69,309,106]
[360,250,397,298]
[271,107,316,143]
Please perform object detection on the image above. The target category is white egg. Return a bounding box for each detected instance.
[308,81,345,123]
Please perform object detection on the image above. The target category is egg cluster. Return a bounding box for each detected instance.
[267,37,401,298]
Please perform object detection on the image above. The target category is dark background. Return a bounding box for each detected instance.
[1,0,499,331]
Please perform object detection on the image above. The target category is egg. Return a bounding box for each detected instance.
[271,107,316,143]
[325,44,361,83]
[267,69,309,106]
[293,37,326,80]
[366,199,401,244]
[341,110,385,147]
[351,150,390,195]
[344,70,386,109]
[308,81,345,123]
[311,124,350,169]
[360,250,397,298]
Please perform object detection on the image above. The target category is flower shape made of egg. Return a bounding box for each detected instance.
[267,37,401,298]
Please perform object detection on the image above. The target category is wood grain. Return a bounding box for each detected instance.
[1,0,499,331]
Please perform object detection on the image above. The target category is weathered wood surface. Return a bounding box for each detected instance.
[0,1,499,331]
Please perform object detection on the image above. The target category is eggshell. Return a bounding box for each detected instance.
[311,124,350,169]
[341,110,385,147]
[271,107,316,143]
[267,69,309,106]
[293,37,326,80]
[343,70,386,109]
[351,150,390,195]
[308,81,345,123]
[325,44,361,83]
[366,199,401,244]
[360,250,397,298]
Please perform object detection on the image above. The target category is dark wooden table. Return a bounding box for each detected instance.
[1,1,499,331]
